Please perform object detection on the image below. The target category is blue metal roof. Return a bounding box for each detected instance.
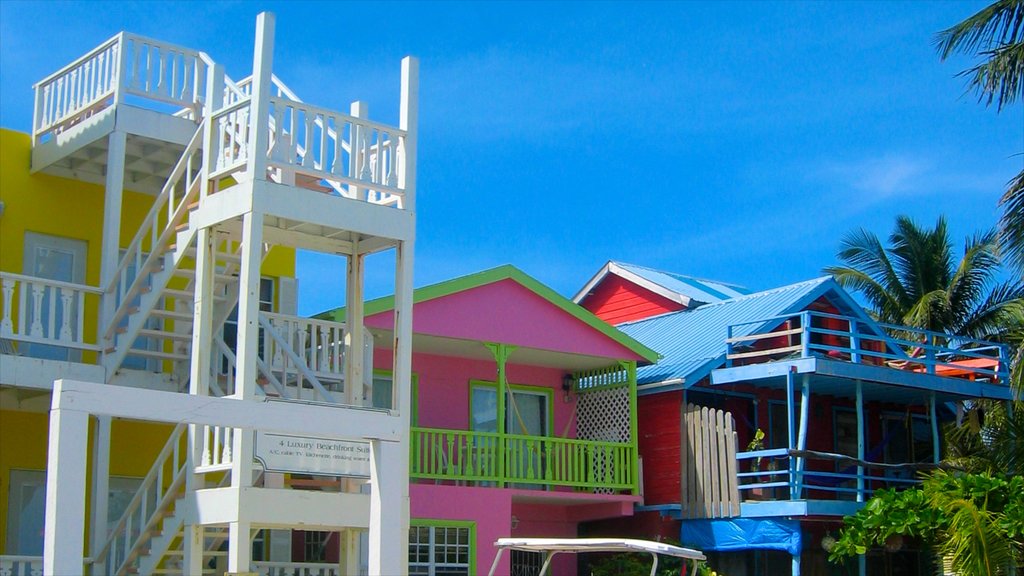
[618,276,850,390]
[615,262,752,305]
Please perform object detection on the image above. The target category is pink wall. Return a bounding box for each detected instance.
[375,350,579,436]
[365,278,645,361]
[411,485,513,576]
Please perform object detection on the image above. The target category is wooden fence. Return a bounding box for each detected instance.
[680,404,741,518]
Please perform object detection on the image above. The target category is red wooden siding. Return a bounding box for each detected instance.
[638,393,682,505]
[580,275,684,325]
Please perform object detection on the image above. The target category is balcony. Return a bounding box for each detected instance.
[410,427,636,494]
[0,272,102,357]
[723,310,1011,385]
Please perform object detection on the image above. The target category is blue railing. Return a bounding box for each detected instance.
[725,311,1010,383]
[736,449,924,503]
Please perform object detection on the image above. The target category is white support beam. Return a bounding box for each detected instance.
[43,407,89,576]
[399,57,419,213]
[89,415,112,572]
[246,11,274,182]
[99,130,126,359]
[345,245,365,406]
[368,439,407,576]
[227,521,252,574]
[51,379,404,441]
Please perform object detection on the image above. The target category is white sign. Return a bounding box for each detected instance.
[254,431,371,478]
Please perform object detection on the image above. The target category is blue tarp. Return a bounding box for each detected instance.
[680,518,802,556]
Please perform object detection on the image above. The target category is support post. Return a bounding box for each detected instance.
[795,374,810,499]
[626,360,640,495]
[487,342,516,488]
[89,415,112,572]
[349,101,369,201]
[856,380,865,502]
[227,520,252,574]
[43,395,89,576]
[786,369,796,498]
[246,12,275,182]
[930,393,940,464]
[99,130,126,359]
[234,210,264,401]
[345,245,365,406]
[399,57,419,212]
[369,440,407,576]
[183,524,205,575]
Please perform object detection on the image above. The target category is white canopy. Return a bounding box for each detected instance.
[488,537,706,576]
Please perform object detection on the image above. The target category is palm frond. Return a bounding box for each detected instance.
[935,0,1024,59]
[999,167,1024,275]
[959,41,1024,109]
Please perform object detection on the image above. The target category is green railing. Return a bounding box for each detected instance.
[410,427,635,492]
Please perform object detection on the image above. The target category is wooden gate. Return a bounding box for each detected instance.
[680,403,741,518]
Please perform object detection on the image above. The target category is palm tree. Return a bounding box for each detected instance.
[936,0,1024,275]
[824,215,1024,341]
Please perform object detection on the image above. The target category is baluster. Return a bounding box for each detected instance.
[1,278,15,336]
[318,113,328,170]
[221,427,232,464]
[29,282,45,337]
[359,126,372,181]
[59,288,73,341]
[387,137,398,187]
[301,109,313,168]
[201,425,212,467]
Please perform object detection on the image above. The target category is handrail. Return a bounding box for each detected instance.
[257,313,337,403]
[33,33,122,89]
[724,310,1010,383]
[93,424,187,575]
[103,126,203,341]
[0,272,102,294]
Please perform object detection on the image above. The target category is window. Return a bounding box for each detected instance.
[22,232,87,361]
[883,415,934,464]
[107,476,144,534]
[5,470,46,555]
[470,384,549,436]
[409,523,473,576]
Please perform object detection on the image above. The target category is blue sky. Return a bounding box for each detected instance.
[2,1,1019,315]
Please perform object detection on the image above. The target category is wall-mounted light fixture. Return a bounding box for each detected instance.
[561,374,573,403]
[510,515,519,531]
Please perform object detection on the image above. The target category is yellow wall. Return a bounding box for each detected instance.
[0,128,297,360]
[0,127,297,554]
[0,409,174,555]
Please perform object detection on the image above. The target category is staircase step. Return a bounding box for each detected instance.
[125,348,189,361]
[162,288,226,302]
[180,246,242,264]
[150,309,194,322]
[173,269,236,283]
[138,329,192,342]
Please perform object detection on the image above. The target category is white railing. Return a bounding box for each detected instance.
[0,556,43,576]
[263,312,347,380]
[0,272,102,351]
[104,125,203,343]
[267,96,406,205]
[251,562,341,576]
[34,33,206,142]
[258,312,343,403]
[209,97,253,178]
[93,424,187,576]
[196,424,234,472]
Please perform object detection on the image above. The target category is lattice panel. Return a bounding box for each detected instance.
[577,385,631,444]
[578,385,631,493]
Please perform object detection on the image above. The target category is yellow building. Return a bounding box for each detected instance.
[1,12,417,575]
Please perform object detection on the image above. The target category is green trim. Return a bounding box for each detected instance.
[316,265,660,364]
[371,368,419,423]
[409,518,477,576]
[625,360,640,496]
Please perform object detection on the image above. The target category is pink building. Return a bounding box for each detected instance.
[321,265,659,575]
